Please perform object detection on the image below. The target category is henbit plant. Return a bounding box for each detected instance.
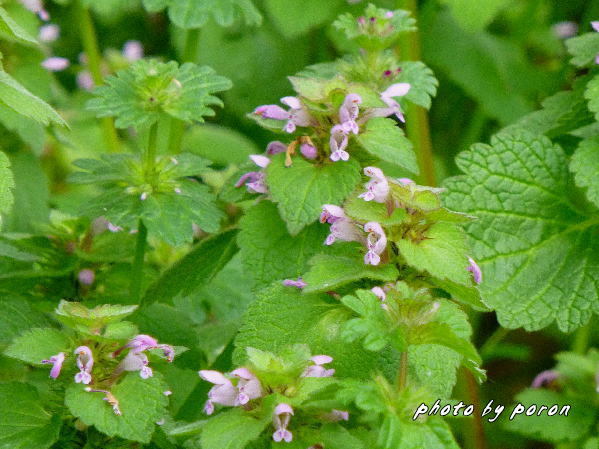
[0,1,597,449]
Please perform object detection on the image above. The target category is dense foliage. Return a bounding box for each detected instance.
[0,0,598,448]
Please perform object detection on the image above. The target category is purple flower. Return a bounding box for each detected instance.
[385,11,394,18]
[231,368,263,405]
[365,83,411,122]
[396,177,414,185]
[126,334,159,353]
[330,125,350,162]
[359,167,389,203]
[41,352,65,379]
[42,57,69,72]
[267,141,287,155]
[273,403,294,443]
[254,97,311,133]
[74,346,94,384]
[302,355,335,378]
[592,21,599,32]
[339,93,362,134]
[552,21,578,39]
[235,154,271,194]
[325,216,363,246]
[119,351,153,378]
[78,269,95,286]
[467,257,482,284]
[282,277,307,289]
[39,24,59,42]
[199,370,238,414]
[531,370,559,388]
[364,222,387,265]
[77,71,94,91]
[123,40,143,61]
[20,0,49,20]
[320,204,346,224]
[300,142,317,159]
[371,286,386,301]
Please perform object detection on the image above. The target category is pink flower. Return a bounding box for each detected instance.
[531,370,559,388]
[302,355,335,378]
[199,370,238,414]
[123,40,143,61]
[325,216,363,246]
[77,71,94,91]
[282,277,307,289]
[330,125,350,162]
[119,351,153,379]
[235,154,271,194]
[266,141,287,155]
[364,222,387,265]
[39,24,59,42]
[74,346,94,384]
[339,93,362,134]
[359,167,389,203]
[42,57,70,72]
[254,97,311,133]
[78,269,95,286]
[300,142,317,159]
[467,257,482,284]
[20,0,49,20]
[273,403,294,443]
[320,204,346,224]
[552,21,578,39]
[231,368,263,405]
[371,286,386,301]
[41,352,65,379]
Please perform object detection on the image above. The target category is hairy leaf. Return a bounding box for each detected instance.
[570,137,599,208]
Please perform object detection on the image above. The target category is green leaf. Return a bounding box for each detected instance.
[141,0,169,12]
[356,118,418,174]
[64,374,169,444]
[0,297,49,346]
[444,131,599,332]
[429,277,489,311]
[234,284,391,379]
[266,153,361,235]
[264,0,342,39]
[566,32,599,67]
[0,382,61,449]
[504,389,596,442]
[167,0,262,28]
[237,201,331,288]
[440,0,509,32]
[585,74,599,121]
[0,71,66,126]
[570,136,599,208]
[303,249,400,294]
[200,407,270,449]
[54,301,138,331]
[0,7,37,45]
[183,124,260,165]
[5,328,70,365]
[87,60,231,129]
[143,229,238,304]
[396,61,438,109]
[397,222,471,285]
[0,151,14,219]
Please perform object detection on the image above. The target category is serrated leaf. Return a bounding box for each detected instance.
[200,407,270,449]
[440,0,509,32]
[429,277,489,311]
[356,118,418,174]
[87,60,231,129]
[0,382,61,449]
[5,328,70,365]
[237,201,332,289]
[303,249,400,294]
[167,0,261,29]
[396,61,438,109]
[444,131,599,332]
[570,137,599,208]
[566,32,599,67]
[397,222,471,285]
[65,374,168,443]
[233,284,392,379]
[585,74,599,121]
[504,389,595,442]
[0,71,66,126]
[0,151,14,218]
[0,297,49,346]
[266,154,361,235]
[143,229,238,304]
[0,7,37,45]
[55,301,138,330]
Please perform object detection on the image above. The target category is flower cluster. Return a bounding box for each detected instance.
[42,346,95,384]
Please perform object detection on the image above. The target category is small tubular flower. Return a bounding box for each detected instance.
[380,83,410,122]
[302,355,335,378]
[42,57,70,72]
[329,125,350,162]
[231,368,263,405]
[320,204,346,224]
[359,167,389,203]
[120,351,153,379]
[123,40,143,61]
[282,277,307,289]
[266,141,287,155]
[74,346,94,384]
[39,24,59,42]
[199,370,238,414]
[235,154,271,194]
[364,222,387,265]
[254,97,311,133]
[467,257,482,284]
[41,352,65,379]
[324,215,363,246]
[531,370,559,388]
[273,403,294,443]
[339,93,362,134]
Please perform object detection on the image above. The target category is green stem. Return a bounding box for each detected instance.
[397,351,408,390]
[398,0,436,186]
[572,322,592,354]
[76,1,120,153]
[145,122,158,176]
[463,369,487,449]
[130,220,147,302]
[167,29,201,155]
